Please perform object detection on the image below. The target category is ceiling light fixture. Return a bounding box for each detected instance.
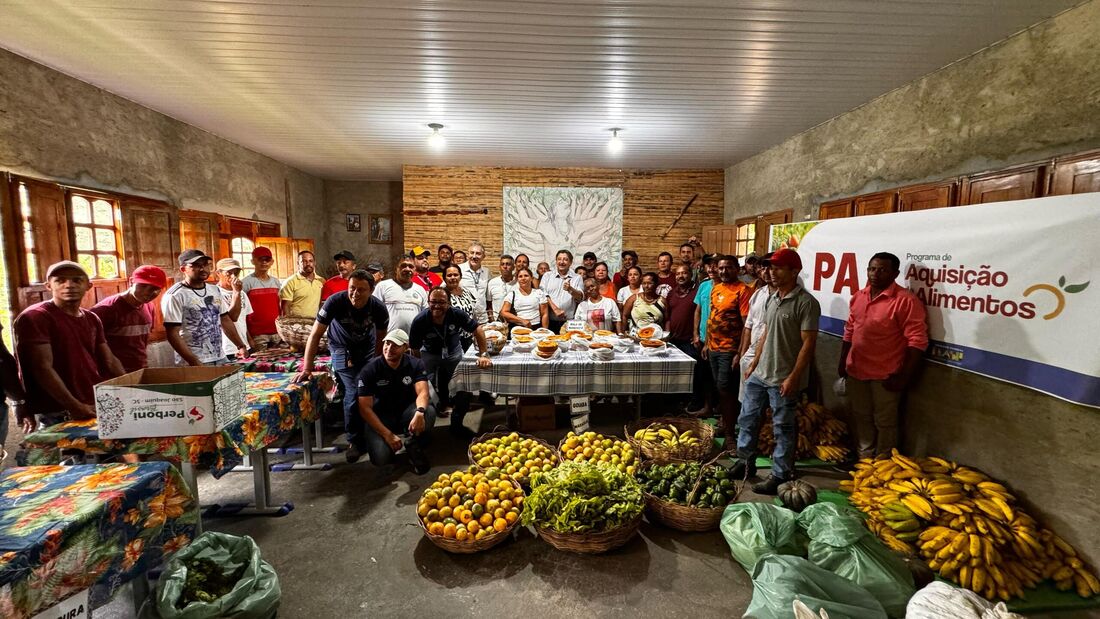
[428,123,445,149]
[607,128,623,155]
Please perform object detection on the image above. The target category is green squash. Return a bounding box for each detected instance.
[777,479,817,512]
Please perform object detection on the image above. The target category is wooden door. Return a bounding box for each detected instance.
[17,178,70,283]
[755,209,792,256]
[122,199,178,341]
[962,167,1043,205]
[178,209,224,258]
[701,225,737,256]
[256,237,315,279]
[854,191,897,216]
[1049,152,1100,195]
[819,198,853,220]
[899,181,956,211]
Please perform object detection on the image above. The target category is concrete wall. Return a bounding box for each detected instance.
[0,47,326,248]
[321,180,403,277]
[725,1,1100,563]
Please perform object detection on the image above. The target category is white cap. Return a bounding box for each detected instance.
[382,329,409,346]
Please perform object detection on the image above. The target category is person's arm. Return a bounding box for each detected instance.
[838,341,852,379]
[620,295,635,333]
[781,330,818,398]
[408,380,431,435]
[225,276,244,321]
[885,297,930,390]
[280,300,291,316]
[219,314,248,358]
[548,297,564,319]
[358,394,403,452]
[692,305,703,349]
[97,342,126,378]
[278,279,294,317]
[566,277,583,302]
[26,343,95,418]
[165,325,202,366]
[744,326,766,379]
[0,340,31,432]
[293,321,326,382]
[499,301,526,328]
[538,301,549,328]
[472,326,492,368]
[608,301,622,334]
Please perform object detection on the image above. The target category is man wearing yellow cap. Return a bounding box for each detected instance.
[409,246,442,292]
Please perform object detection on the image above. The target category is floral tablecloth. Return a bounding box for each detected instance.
[231,351,332,373]
[0,462,196,617]
[24,372,336,478]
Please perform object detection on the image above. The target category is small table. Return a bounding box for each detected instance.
[23,372,334,519]
[451,344,695,420]
[0,462,196,616]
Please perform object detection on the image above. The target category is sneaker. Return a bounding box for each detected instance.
[729,459,757,481]
[752,474,789,495]
[405,440,431,475]
[684,403,707,416]
[449,426,476,443]
[345,443,362,464]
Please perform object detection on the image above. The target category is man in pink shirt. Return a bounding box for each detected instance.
[839,252,929,458]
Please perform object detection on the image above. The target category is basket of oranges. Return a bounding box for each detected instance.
[416,465,524,553]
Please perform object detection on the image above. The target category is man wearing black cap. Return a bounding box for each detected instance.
[366,262,384,284]
[322,250,358,301]
[582,251,598,273]
[429,244,453,275]
[162,249,248,366]
[14,261,125,427]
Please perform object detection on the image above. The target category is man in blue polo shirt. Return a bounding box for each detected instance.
[357,329,435,473]
[295,269,389,463]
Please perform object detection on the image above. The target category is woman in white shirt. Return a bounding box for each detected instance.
[616,266,643,309]
[499,267,549,329]
[574,277,621,332]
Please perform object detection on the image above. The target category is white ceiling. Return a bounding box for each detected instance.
[0,1,1080,180]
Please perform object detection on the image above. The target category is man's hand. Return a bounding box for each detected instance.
[386,431,403,452]
[743,359,758,381]
[476,355,492,369]
[292,370,312,383]
[837,360,848,379]
[72,403,97,419]
[523,318,533,328]
[409,412,426,435]
[700,345,709,360]
[15,404,35,434]
[779,376,798,398]
[691,336,701,349]
[231,274,243,292]
[730,352,740,369]
[883,372,909,392]
[236,346,249,360]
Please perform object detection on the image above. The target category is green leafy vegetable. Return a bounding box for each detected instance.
[179,556,245,607]
[520,462,644,533]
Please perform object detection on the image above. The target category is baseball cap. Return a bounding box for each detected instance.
[408,246,431,258]
[365,262,383,273]
[45,260,89,280]
[215,258,243,272]
[768,248,802,271]
[383,329,409,346]
[178,249,209,266]
[760,251,775,266]
[131,265,168,288]
[438,243,452,252]
[252,246,273,259]
[583,251,597,260]
[333,250,357,262]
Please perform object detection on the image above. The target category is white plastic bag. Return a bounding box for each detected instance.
[833,377,847,397]
[905,581,1024,619]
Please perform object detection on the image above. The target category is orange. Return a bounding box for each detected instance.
[493,508,506,519]
[500,500,513,511]
[436,498,446,510]
[459,510,474,524]
[474,492,488,505]
[479,513,494,528]
[429,522,444,536]
[417,503,431,517]
[493,518,508,532]
[456,528,469,542]
[448,495,461,508]
[486,499,500,512]
[505,511,518,524]
[439,506,452,519]
[443,523,457,539]
[467,521,480,535]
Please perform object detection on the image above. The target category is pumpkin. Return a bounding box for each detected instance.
[777,479,817,512]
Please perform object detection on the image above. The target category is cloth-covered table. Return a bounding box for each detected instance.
[0,462,196,617]
[231,351,332,373]
[24,372,335,478]
[452,344,695,396]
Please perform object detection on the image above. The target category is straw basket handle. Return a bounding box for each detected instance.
[686,449,735,505]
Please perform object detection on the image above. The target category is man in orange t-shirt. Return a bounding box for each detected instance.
[703,255,751,444]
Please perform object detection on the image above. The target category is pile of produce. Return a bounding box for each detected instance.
[470,432,558,484]
[842,450,1100,601]
[521,462,644,533]
[417,466,523,543]
[632,422,703,450]
[559,431,637,475]
[637,462,736,509]
[180,557,245,607]
[753,400,850,462]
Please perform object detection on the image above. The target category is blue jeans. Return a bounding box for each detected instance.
[738,374,799,480]
[331,350,368,451]
[363,402,437,466]
[708,350,740,436]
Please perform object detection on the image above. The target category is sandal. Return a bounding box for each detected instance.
[438,407,452,418]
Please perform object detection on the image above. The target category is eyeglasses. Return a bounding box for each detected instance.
[428,301,450,307]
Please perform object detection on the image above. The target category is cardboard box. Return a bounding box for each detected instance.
[95,366,246,439]
[517,396,556,432]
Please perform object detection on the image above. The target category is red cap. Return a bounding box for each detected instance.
[131,265,168,289]
[768,248,802,271]
[252,246,273,259]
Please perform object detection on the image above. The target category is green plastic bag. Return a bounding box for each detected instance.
[744,554,888,619]
[144,532,280,619]
[720,503,807,573]
[798,503,915,618]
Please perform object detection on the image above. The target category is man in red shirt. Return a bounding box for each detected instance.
[656,251,676,294]
[241,246,282,348]
[14,261,125,427]
[839,252,929,458]
[322,250,358,301]
[409,246,443,292]
[90,265,167,373]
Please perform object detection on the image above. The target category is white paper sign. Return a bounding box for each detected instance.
[569,396,590,432]
[32,588,89,619]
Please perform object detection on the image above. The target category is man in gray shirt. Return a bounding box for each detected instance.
[737,248,820,495]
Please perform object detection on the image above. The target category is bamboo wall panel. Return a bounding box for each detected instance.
[402,166,723,271]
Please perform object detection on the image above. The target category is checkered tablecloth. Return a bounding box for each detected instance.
[451,344,695,396]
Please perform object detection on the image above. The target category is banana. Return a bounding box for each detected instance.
[990,496,1015,523]
[1051,533,1078,557]
[1077,567,1100,595]
[968,534,983,560]
[886,518,920,532]
[902,494,935,520]
[972,566,986,593]
[890,448,921,472]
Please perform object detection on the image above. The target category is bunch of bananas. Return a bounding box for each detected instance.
[841,449,1100,601]
[633,423,701,448]
[753,399,850,462]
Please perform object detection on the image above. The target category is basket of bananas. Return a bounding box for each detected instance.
[624,417,714,463]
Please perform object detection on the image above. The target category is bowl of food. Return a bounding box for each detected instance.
[512,335,535,353]
[570,334,592,350]
[534,339,560,360]
[640,338,668,356]
[546,334,571,351]
[511,326,533,338]
[589,342,615,361]
[594,329,616,338]
[530,328,555,340]
[636,325,663,340]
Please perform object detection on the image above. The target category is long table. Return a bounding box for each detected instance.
[0,462,196,616]
[24,372,334,517]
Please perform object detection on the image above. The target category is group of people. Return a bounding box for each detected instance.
[2,237,928,492]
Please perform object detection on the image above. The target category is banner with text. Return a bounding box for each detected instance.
[769,193,1098,408]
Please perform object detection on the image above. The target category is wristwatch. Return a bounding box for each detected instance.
[415,406,427,414]
[479,351,491,358]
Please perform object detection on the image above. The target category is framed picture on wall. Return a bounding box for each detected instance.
[369,214,391,244]
[346,213,361,232]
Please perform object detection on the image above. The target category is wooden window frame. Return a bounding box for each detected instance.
[66,189,127,281]
[733,216,757,258]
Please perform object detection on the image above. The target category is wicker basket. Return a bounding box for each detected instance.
[467,431,559,487]
[535,514,642,554]
[417,478,524,554]
[556,435,637,473]
[624,417,715,463]
[276,316,328,353]
[637,458,740,532]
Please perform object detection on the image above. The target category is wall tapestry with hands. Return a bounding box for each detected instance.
[502,187,624,271]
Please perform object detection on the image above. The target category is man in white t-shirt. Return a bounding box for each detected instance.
[373,255,428,334]
[541,249,584,333]
[459,242,491,324]
[737,253,776,402]
[486,254,517,322]
[215,258,253,358]
[574,277,621,332]
[162,250,247,366]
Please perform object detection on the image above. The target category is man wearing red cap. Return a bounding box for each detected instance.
[241,246,283,349]
[90,265,168,373]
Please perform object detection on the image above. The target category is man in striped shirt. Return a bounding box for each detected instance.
[90,265,168,372]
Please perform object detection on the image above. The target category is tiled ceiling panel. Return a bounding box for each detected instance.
[0,1,1080,179]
